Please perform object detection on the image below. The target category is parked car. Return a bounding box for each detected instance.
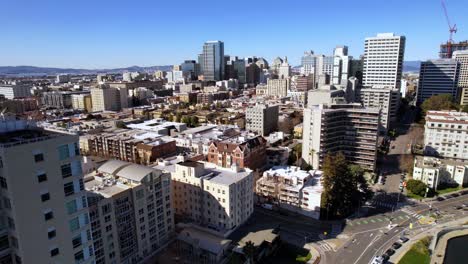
[385,249,395,256]
[392,242,402,249]
[436,197,445,201]
[452,193,460,197]
[370,256,385,264]
[398,237,409,243]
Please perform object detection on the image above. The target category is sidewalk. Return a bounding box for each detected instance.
[390,215,468,264]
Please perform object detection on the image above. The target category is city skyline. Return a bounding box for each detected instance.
[1,0,467,68]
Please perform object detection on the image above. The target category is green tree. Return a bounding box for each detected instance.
[461,104,468,113]
[181,116,190,125]
[321,152,371,219]
[243,241,256,264]
[421,94,458,116]
[406,179,427,196]
[189,116,199,127]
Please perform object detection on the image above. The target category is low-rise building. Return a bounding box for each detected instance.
[0,84,32,99]
[256,166,323,219]
[413,156,468,189]
[85,160,173,264]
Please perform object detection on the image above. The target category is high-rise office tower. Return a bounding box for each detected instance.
[301,51,317,76]
[362,33,405,89]
[0,117,94,264]
[416,59,460,104]
[453,51,468,105]
[201,41,224,81]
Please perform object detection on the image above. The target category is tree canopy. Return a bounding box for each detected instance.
[421,94,458,115]
[321,152,371,219]
[406,179,427,197]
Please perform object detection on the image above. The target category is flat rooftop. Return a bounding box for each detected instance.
[0,127,68,148]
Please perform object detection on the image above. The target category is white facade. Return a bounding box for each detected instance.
[424,111,468,160]
[332,45,352,85]
[413,156,468,189]
[256,166,323,219]
[266,78,290,97]
[453,51,468,105]
[357,87,400,133]
[90,85,128,112]
[362,33,405,89]
[0,85,32,99]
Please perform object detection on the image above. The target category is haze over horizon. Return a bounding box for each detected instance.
[1,0,467,68]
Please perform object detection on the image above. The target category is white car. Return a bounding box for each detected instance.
[370,256,384,264]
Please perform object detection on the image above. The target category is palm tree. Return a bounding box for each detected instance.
[243,241,256,264]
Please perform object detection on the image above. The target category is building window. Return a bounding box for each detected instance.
[37,173,47,183]
[48,229,56,239]
[41,192,50,202]
[69,218,80,232]
[58,145,70,160]
[72,235,82,248]
[75,250,84,263]
[34,153,44,163]
[61,164,72,178]
[44,211,54,221]
[66,200,77,214]
[64,182,74,197]
[0,177,7,189]
[8,217,15,230]
[50,247,59,257]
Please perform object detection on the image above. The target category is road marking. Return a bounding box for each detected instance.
[363,220,369,224]
[348,222,354,226]
[370,233,374,237]
[377,218,383,222]
[356,222,361,225]
[370,219,376,223]
[353,233,381,264]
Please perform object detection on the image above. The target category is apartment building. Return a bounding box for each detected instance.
[256,166,323,219]
[81,129,176,165]
[424,110,468,160]
[174,125,241,155]
[91,85,129,112]
[0,118,94,264]
[413,156,468,190]
[155,159,253,235]
[207,135,267,171]
[42,91,89,109]
[245,104,279,136]
[0,98,39,114]
[416,59,460,104]
[357,87,400,133]
[0,85,32,99]
[72,93,93,112]
[85,160,173,264]
[265,78,290,98]
[302,103,380,171]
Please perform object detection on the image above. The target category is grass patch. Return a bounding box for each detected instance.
[406,191,425,200]
[295,252,312,263]
[398,236,432,264]
[436,186,463,195]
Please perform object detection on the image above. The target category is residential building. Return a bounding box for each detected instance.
[453,51,468,105]
[416,59,460,104]
[357,88,400,132]
[246,104,279,136]
[90,85,128,112]
[266,78,290,97]
[207,135,267,171]
[81,129,177,165]
[160,160,253,235]
[302,103,380,171]
[362,33,405,89]
[0,85,32,99]
[85,160,173,264]
[440,40,468,59]
[424,110,468,160]
[307,85,346,107]
[413,156,468,190]
[0,98,39,113]
[332,45,352,85]
[42,91,85,109]
[0,118,94,264]
[72,93,93,112]
[126,119,187,135]
[201,41,225,81]
[291,75,314,92]
[256,166,323,219]
[300,51,317,76]
[56,74,71,83]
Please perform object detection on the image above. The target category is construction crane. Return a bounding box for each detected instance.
[441,0,457,58]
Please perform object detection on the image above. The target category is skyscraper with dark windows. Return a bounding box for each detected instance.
[201,41,224,81]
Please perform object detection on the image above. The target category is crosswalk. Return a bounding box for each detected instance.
[401,207,425,219]
[371,201,396,209]
[347,215,410,226]
[317,241,333,251]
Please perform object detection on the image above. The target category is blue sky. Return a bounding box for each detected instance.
[1,0,467,68]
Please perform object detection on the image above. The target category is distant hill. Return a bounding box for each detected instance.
[0,65,173,76]
[403,61,421,73]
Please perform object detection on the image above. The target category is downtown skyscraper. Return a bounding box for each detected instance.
[200,41,225,81]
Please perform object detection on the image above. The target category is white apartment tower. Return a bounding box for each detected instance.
[0,118,94,264]
[362,33,406,89]
[332,46,352,85]
[90,85,128,112]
